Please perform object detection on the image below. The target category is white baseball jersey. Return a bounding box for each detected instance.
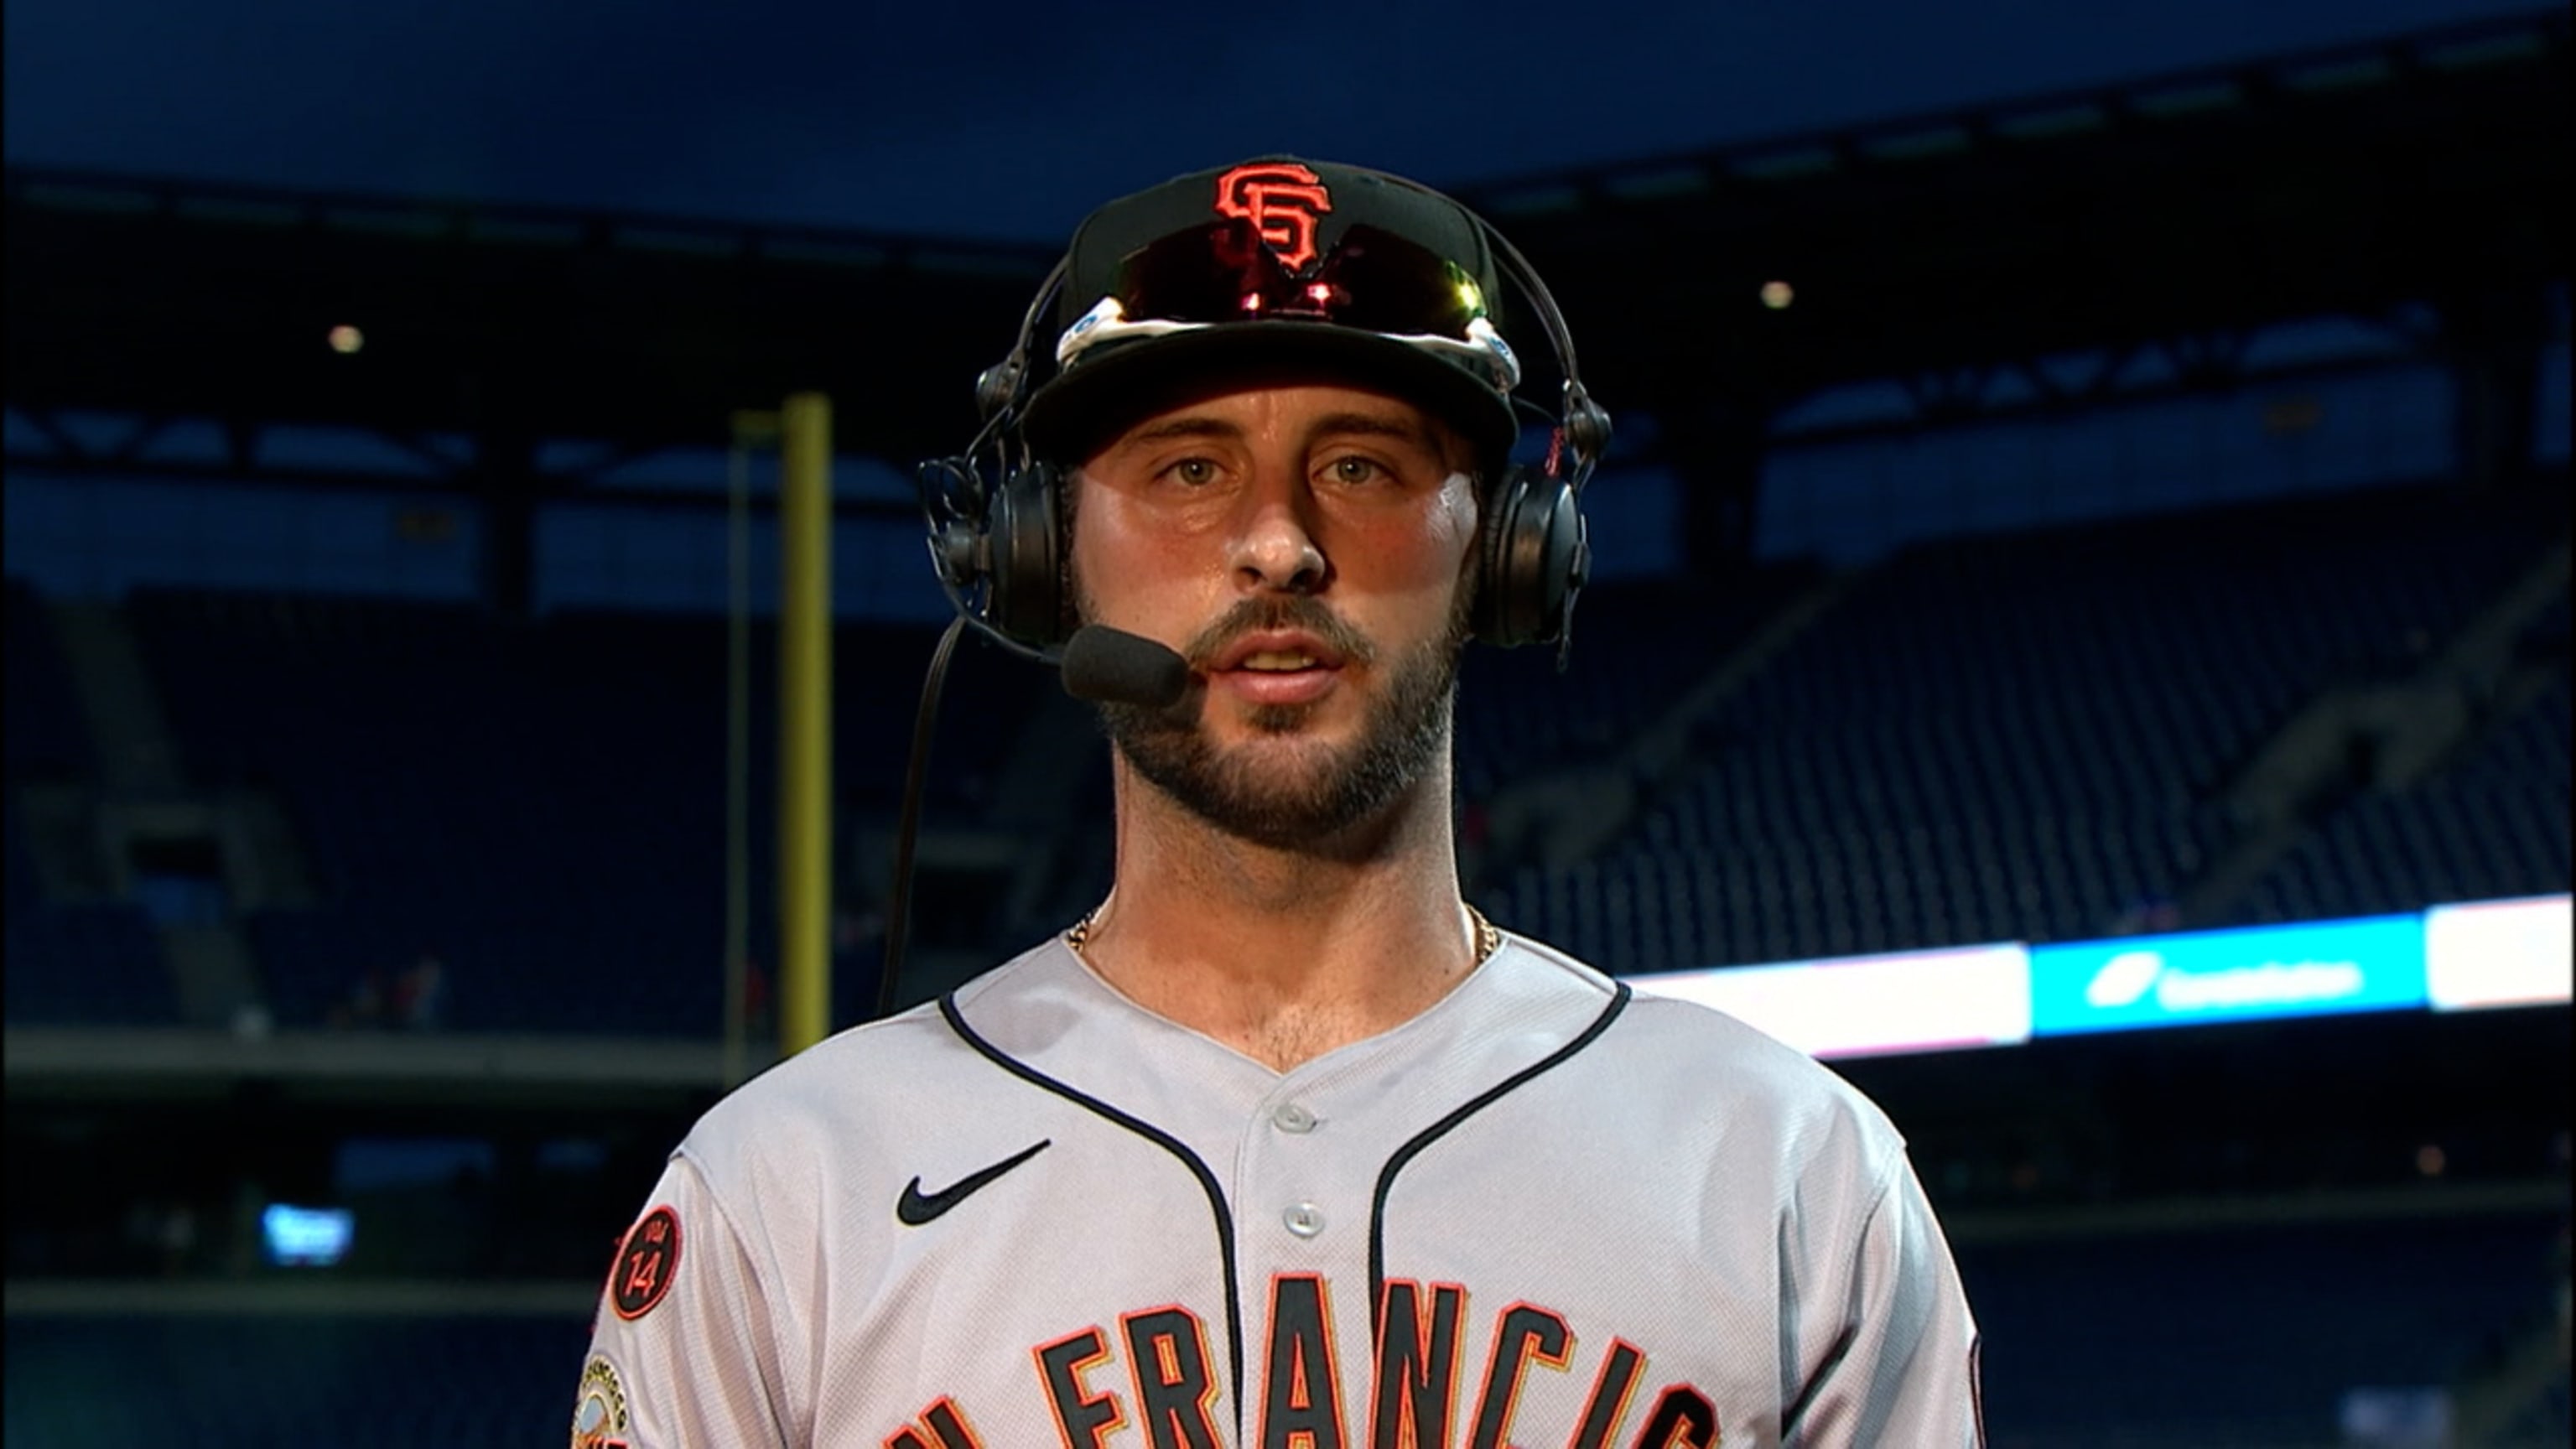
[574,929,1982,1448]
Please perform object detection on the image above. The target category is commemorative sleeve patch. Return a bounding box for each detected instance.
[609,1205,682,1322]
[571,1353,631,1448]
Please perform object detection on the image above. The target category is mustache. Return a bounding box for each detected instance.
[1181,596,1378,672]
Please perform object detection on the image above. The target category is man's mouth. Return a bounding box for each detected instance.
[1209,633,1345,707]
[1235,650,1322,673]
[1209,628,1348,674]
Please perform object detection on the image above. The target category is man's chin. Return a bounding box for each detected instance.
[1242,700,1322,735]
[1200,731,1363,794]
[1117,730,1397,849]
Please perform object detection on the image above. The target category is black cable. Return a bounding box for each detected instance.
[877,614,966,1019]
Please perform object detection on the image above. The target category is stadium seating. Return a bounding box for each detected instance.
[125,589,650,1032]
[1482,482,2562,973]
[5,576,91,781]
[5,577,176,1026]
[120,589,1044,1036]
[6,478,2558,1029]
[2240,662,2572,926]
[1,895,175,1027]
[4,830,174,1028]
[1452,564,1822,801]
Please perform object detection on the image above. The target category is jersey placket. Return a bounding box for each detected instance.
[1230,1047,1430,1442]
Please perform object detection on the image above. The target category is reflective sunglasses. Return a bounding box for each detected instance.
[1053,220,1522,392]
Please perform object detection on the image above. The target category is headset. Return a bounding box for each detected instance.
[917,186,1612,662]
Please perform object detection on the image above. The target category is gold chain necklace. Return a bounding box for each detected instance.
[1066,904,1501,963]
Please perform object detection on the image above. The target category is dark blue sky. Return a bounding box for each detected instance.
[3,0,2531,242]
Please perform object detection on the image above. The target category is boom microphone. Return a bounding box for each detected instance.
[1061,625,1191,709]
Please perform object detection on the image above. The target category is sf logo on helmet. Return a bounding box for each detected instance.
[1215,162,1333,271]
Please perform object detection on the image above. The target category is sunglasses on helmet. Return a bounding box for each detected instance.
[1053,220,1523,392]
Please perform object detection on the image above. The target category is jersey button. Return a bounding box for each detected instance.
[1282,1202,1326,1239]
[1271,1102,1317,1135]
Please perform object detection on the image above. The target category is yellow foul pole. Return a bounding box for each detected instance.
[778,392,834,1055]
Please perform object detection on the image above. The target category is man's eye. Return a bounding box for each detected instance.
[1164,457,1219,486]
[1327,456,1384,486]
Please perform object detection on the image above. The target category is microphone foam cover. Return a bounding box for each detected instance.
[1061,625,1191,709]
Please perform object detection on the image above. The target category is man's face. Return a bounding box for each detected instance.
[1069,382,1482,850]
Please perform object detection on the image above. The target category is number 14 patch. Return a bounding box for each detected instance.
[609,1206,682,1322]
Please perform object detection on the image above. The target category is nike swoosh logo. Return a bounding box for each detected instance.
[896,1140,1051,1226]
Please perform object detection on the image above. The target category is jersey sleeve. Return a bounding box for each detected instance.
[574,1152,797,1449]
[1784,1153,1985,1447]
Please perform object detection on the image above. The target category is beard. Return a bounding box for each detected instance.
[1084,590,1469,854]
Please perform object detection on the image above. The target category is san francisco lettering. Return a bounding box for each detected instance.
[886,1279,1720,1449]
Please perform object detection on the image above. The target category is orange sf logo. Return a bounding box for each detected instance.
[1214,162,1333,271]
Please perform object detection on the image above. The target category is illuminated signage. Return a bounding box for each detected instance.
[261,1203,355,1268]
[1629,942,2032,1060]
[1618,898,2558,1061]
[2425,895,2573,1011]
[2028,915,2428,1035]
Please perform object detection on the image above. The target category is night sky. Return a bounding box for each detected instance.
[3,0,2532,242]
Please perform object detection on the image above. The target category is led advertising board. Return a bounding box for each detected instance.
[1628,942,2033,1060]
[2425,894,2573,1011]
[1620,898,2554,1061]
[2028,914,2428,1036]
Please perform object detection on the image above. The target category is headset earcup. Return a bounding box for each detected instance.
[984,462,1067,648]
[1476,467,1587,648]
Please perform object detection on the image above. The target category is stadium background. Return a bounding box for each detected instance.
[3,3,2568,1445]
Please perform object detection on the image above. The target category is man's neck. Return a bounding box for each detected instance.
[1076,756,1482,1073]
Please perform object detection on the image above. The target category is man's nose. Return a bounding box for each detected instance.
[1228,473,1327,594]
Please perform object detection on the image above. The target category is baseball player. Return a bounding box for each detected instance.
[575,157,1982,1448]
